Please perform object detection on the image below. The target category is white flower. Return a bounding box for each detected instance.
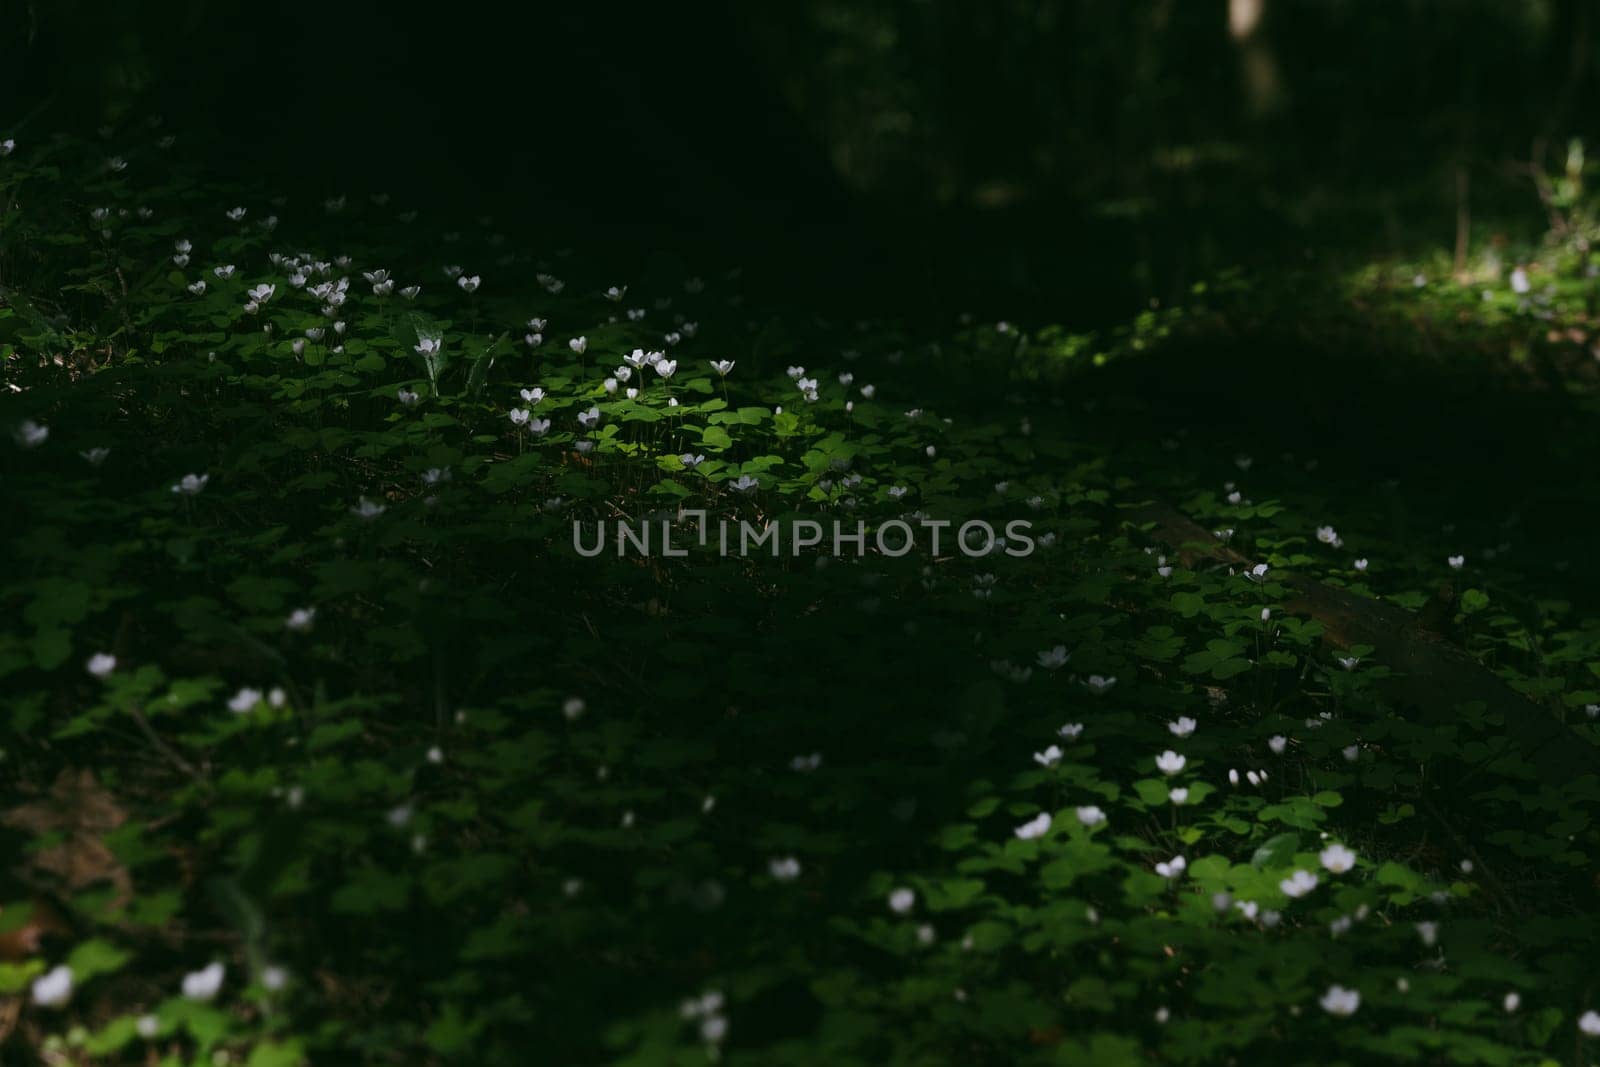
[604,285,626,302]
[173,253,190,267]
[1085,674,1117,694]
[1502,992,1520,1013]
[730,474,760,494]
[528,418,552,436]
[78,446,110,466]
[247,283,276,303]
[182,962,225,1002]
[1057,722,1084,741]
[1316,525,1340,546]
[225,206,247,221]
[1014,812,1052,840]
[509,408,531,426]
[1036,645,1070,670]
[397,387,421,407]
[769,856,802,881]
[261,964,289,992]
[1319,843,1357,874]
[136,1014,160,1038]
[1337,656,1360,671]
[562,697,587,721]
[653,358,678,379]
[786,365,805,379]
[1319,984,1360,1016]
[457,274,481,293]
[228,687,263,714]
[31,964,73,1008]
[171,473,209,495]
[187,280,207,295]
[1229,768,1241,785]
[1155,855,1186,879]
[1580,1009,1600,1036]
[1447,554,1465,570]
[519,387,546,404]
[1076,805,1106,827]
[0,139,14,157]
[213,264,236,279]
[1155,750,1186,776]
[789,752,822,772]
[569,336,588,355]
[1354,558,1369,572]
[1032,745,1062,768]
[889,887,915,914]
[860,384,876,399]
[12,419,48,448]
[1280,869,1319,898]
[1268,735,1288,755]
[1415,921,1439,947]
[401,285,421,300]
[1168,787,1189,805]
[351,498,386,520]
[577,406,601,429]
[680,453,706,469]
[1244,563,1269,582]
[1510,267,1531,294]
[414,337,441,357]
[1168,716,1197,738]
[710,360,735,375]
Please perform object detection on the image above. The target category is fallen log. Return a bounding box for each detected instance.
[1131,501,1598,783]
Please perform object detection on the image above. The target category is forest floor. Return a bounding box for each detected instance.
[3,134,1600,1066]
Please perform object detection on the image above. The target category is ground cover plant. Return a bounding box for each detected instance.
[3,120,1600,1066]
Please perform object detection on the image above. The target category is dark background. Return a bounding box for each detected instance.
[5,0,1597,323]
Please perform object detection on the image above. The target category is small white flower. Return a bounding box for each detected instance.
[1268,735,1288,755]
[1036,645,1070,670]
[1084,674,1117,694]
[509,408,532,426]
[414,337,442,357]
[1057,722,1084,741]
[710,360,736,375]
[769,856,802,881]
[653,358,678,379]
[1510,267,1531,294]
[604,285,626,302]
[87,652,118,678]
[426,745,444,765]
[1316,525,1340,546]
[31,965,73,1008]
[171,473,209,495]
[12,419,49,448]
[1503,992,1520,1013]
[187,280,207,295]
[1244,563,1269,582]
[1319,984,1360,1016]
[577,406,601,429]
[1032,745,1063,768]
[80,446,111,466]
[1155,750,1186,776]
[228,687,263,714]
[1076,805,1106,827]
[397,387,421,407]
[1169,787,1189,805]
[562,697,587,721]
[387,804,413,828]
[1354,558,1369,572]
[1447,554,1465,570]
[1582,1010,1600,1036]
[1337,656,1360,671]
[181,962,225,1002]
[1415,921,1439,947]
[457,274,481,293]
[889,887,916,914]
[1168,716,1197,738]
[225,206,247,221]
[730,474,760,494]
[528,418,552,436]
[247,283,276,303]
[569,336,588,355]
[1319,843,1357,874]
[351,498,387,520]
[401,285,421,300]
[519,387,546,404]
[1342,744,1360,762]
[213,264,236,279]
[261,964,289,992]
[136,1013,160,1038]
[1015,812,1052,840]
[1280,869,1319,898]
[1155,855,1187,879]
[680,453,706,469]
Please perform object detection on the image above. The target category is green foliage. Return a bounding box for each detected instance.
[2,130,1600,1067]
